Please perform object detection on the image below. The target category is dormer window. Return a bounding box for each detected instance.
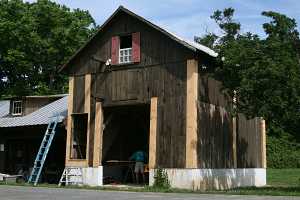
[12,100,22,116]
[111,32,140,65]
[119,35,132,64]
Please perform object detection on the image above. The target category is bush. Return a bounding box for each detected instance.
[153,168,170,189]
[267,129,300,168]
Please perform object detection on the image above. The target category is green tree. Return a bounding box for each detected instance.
[195,8,300,141]
[0,0,96,97]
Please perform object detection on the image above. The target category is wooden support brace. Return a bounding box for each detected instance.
[186,59,198,168]
[149,97,158,169]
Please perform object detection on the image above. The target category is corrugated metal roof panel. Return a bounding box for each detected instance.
[0,96,68,128]
[0,101,9,118]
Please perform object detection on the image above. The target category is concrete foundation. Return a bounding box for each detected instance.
[149,168,266,190]
[81,166,103,186]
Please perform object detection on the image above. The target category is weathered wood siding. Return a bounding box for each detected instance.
[237,114,264,168]
[197,101,234,168]
[66,11,193,76]
[92,63,187,168]
[68,11,192,168]
[73,76,85,113]
[197,68,234,168]
[197,70,264,169]
[66,9,265,169]
[198,73,230,108]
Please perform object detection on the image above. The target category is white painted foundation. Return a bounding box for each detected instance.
[149,168,266,190]
[82,166,103,186]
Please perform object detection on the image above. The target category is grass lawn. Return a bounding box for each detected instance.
[267,168,300,187]
[1,168,299,196]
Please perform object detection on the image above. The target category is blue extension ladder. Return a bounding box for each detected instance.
[28,116,59,185]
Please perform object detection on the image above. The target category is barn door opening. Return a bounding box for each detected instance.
[101,104,150,185]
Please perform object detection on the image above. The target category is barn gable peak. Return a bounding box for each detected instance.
[60,6,218,72]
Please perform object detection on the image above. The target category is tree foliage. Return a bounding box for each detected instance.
[196,8,300,141]
[0,0,96,97]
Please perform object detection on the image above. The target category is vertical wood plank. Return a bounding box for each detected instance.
[149,97,158,169]
[261,118,267,168]
[85,74,92,166]
[232,116,237,168]
[93,101,103,167]
[65,76,74,166]
[186,59,198,168]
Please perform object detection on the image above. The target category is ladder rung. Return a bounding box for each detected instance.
[28,117,59,185]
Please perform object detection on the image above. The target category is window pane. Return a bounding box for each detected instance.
[13,101,22,115]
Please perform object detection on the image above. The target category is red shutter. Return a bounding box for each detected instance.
[111,36,119,65]
[132,32,140,63]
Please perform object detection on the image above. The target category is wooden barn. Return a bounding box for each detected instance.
[60,6,266,190]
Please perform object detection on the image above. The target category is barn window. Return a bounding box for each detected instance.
[71,113,88,159]
[119,35,132,64]
[12,100,22,116]
[111,32,140,65]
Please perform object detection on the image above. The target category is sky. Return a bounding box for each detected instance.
[28,0,300,41]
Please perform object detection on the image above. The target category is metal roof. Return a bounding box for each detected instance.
[60,6,218,72]
[0,100,9,118]
[0,96,68,128]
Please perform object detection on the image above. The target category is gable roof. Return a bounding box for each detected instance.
[60,6,218,72]
[0,96,68,128]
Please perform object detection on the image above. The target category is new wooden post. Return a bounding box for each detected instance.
[65,76,74,166]
[93,101,104,167]
[149,97,158,169]
[186,59,198,168]
[84,74,92,166]
[261,118,266,168]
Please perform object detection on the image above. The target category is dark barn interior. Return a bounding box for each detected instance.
[102,104,150,184]
[1,125,66,183]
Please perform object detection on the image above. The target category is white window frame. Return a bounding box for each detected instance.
[12,100,22,116]
[119,47,132,64]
